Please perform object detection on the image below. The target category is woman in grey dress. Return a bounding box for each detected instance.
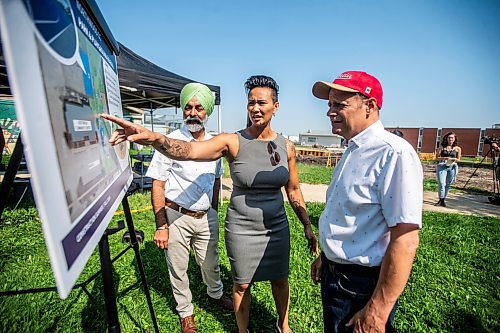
[102,75,318,333]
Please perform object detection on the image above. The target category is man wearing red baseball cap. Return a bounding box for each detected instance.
[310,71,423,332]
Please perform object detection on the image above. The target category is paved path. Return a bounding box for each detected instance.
[221,178,499,218]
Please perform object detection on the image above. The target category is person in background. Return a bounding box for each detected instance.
[435,132,461,207]
[145,83,233,333]
[101,75,318,333]
[490,141,500,201]
[310,70,422,333]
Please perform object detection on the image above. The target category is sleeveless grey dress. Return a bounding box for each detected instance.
[225,131,290,284]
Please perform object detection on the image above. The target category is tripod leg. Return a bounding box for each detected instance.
[98,233,121,333]
[121,196,160,333]
[462,150,489,189]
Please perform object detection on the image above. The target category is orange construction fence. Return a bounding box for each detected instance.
[297,148,441,165]
[295,148,329,157]
[418,152,436,161]
[296,148,341,167]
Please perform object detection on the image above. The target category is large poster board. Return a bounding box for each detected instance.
[0,0,132,298]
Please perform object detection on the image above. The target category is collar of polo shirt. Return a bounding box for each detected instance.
[348,121,384,148]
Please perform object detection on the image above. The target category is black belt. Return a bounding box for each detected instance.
[322,252,381,277]
[165,198,208,219]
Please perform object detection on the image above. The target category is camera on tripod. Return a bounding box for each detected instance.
[482,136,499,145]
[463,136,500,205]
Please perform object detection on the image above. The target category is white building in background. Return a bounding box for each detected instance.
[123,110,184,150]
[283,135,299,144]
[299,130,343,147]
[142,113,183,135]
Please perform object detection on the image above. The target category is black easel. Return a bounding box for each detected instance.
[0,133,25,217]
[0,136,159,333]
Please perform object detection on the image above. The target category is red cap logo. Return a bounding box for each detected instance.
[332,71,383,108]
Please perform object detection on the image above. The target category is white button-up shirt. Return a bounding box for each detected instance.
[145,126,223,211]
[319,121,423,266]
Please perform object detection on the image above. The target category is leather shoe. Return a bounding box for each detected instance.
[215,294,233,311]
[180,315,197,333]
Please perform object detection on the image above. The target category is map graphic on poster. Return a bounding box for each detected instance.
[0,0,132,298]
[0,100,19,155]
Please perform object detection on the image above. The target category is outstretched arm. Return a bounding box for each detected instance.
[100,114,235,161]
[284,139,318,255]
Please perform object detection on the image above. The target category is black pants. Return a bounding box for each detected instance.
[320,254,397,333]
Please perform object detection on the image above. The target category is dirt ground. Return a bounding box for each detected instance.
[423,163,497,194]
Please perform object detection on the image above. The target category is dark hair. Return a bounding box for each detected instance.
[441,132,458,148]
[391,129,404,138]
[244,75,279,102]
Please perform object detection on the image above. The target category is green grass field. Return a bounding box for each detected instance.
[0,195,498,332]
[222,160,336,184]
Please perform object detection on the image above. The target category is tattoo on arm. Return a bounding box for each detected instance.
[286,139,296,160]
[155,137,192,160]
[290,197,310,226]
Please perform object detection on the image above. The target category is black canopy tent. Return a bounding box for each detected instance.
[117,43,220,111]
[0,40,221,115]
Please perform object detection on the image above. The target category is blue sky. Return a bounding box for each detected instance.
[96,0,500,136]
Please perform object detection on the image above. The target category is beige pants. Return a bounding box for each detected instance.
[165,206,223,318]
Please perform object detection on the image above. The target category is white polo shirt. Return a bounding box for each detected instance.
[319,121,423,267]
[145,126,223,212]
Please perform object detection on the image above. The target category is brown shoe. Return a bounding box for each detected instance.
[180,315,197,333]
[215,294,233,311]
